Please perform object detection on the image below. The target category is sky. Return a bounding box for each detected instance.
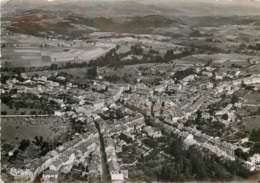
[1,0,260,3]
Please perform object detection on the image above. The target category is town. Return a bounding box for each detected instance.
[1,0,260,182]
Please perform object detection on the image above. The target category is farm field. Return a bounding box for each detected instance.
[1,116,69,144]
[1,33,117,67]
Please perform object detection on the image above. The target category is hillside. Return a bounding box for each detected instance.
[2,0,260,17]
[4,10,184,37]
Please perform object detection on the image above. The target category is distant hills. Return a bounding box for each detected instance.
[4,9,185,37]
[2,0,260,38]
[2,0,260,16]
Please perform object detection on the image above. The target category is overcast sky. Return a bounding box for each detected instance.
[1,0,260,3]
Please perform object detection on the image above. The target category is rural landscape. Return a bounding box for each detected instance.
[1,0,260,182]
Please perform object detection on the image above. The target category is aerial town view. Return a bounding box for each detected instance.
[0,0,260,182]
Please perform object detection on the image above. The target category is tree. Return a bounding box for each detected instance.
[1,111,7,115]
[195,110,202,123]
[172,68,195,81]
[189,147,208,179]
[131,44,143,55]
[221,113,229,120]
[256,107,260,115]
[50,63,58,70]
[33,136,52,156]
[18,139,30,151]
[33,136,44,146]
[30,111,37,115]
[235,148,249,160]
[86,66,97,79]
[231,95,239,104]
[39,142,51,156]
[164,49,174,61]
[150,98,156,117]
[249,129,260,153]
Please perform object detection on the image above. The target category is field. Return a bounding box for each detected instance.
[1,116,69,144]
[243,116,260,130]
[2,33,116,67]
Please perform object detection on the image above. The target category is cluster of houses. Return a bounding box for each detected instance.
[2,50,260,183]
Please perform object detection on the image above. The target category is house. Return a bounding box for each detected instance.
[206,82,214,89]
[216,104,233,116]
[215,74,224,81]
[54,111,63,117]
[143,126,162,138]
[92,84,108,93]
[182,74,196,83]
[154,85,165,94]
[184,134,197,149]
[202,71,213,78]
[243,75,260,85]
[39,76,48,82]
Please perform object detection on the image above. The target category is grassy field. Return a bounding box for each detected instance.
[1,116,69,144]
[244,91,260,105]
[2,33,116,67]
[242,116,260,130]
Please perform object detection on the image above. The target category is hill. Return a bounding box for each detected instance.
[4,10,184,37]
[2,0,260,17]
